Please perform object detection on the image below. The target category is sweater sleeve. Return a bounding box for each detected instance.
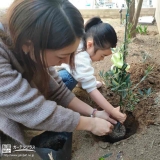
[0,47,80,132]
[73,51,97,93]
[48,66,75,108]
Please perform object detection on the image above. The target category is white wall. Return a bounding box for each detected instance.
[0,0,14,9]
[69,0,94,9]
[152,0,157,7]
[80,8,155,18]
[69,0,157,9]
[155,0,160,33]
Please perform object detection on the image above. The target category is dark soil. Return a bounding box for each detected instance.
[97,123,126,143]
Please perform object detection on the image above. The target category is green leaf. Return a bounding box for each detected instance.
[121,63,128,71]
[111,86,119,91]
[99,153,112,159]
[108,70,114,76]
[147,88,151,95]
[99,71,104,77]
[122,91,127,99]
[104,72,109,77]
[144,89,147,94]
[115,66,119,73]
[138,89,143,95]
[111,79,119,86]
[121,82,127,87]
[139,27,143,34]
[124,74,130,83]
[103,153,112,158]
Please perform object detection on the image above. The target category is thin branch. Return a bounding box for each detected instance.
[48,152,54,160]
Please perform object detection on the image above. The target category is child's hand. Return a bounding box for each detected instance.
[95,110,117,125]
[110,106,127,123]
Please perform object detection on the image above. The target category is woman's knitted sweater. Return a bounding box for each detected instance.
[0,41,80,154]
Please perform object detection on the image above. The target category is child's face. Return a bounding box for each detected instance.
[86,39,112,62]
[90,49,112,62]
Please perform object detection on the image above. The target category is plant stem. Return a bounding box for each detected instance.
[123,0,130,62]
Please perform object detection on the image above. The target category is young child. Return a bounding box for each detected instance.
[57,17,126,124]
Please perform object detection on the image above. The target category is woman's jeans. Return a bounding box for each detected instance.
[58,69,78,91]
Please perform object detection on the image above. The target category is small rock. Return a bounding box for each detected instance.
[98,141,110,149]
[114,142,121,145]
[113,142,121,146]
[148,78,155,84]
[132,37,144,43]
[140,151,144,155]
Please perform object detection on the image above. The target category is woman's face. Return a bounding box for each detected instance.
[45,38,80,66]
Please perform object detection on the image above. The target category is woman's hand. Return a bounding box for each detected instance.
[90,117,114,136]
[95,110,117,125]
[110,106,127,123]
[76,116,114,136]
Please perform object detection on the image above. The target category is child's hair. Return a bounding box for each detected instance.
[83,17,117,53]
[0,0,84,97]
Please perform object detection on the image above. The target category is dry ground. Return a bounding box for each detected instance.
[71,18,160,160]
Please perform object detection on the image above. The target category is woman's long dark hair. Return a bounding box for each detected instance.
[0,0,84,97]
[83,17,117,53]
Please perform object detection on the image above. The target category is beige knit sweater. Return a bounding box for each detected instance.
[0,41,80,154]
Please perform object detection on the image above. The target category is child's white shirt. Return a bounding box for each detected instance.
[57,41,97,93]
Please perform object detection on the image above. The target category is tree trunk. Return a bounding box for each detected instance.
[129,0,135,23]
[125,0,135,23]
[131,0,143,37]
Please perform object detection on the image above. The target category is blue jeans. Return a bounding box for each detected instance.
[58,69,77,91]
